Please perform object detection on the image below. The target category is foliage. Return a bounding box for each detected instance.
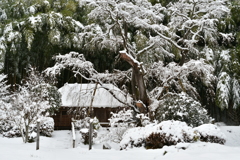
[147,58,216,118]
[44,51,96,80]
[35,117,54,137]
[146,132,186,149]
[75,117,101,131]
[108,109,136,143]
[107,109,150,143]
[0,67,60,142]
[78,117,99,145]
[79,128,97,145]
[1,117,54,138]
[154,92,212,127]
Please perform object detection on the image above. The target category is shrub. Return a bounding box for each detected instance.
[0,120,14,133]
[74,117,101,130]
[2,126,21,138]
[108,109,136,143]
[28,117,55,137]
[1,117,54,138]
[79,128,97,145]
[120,121,226,150]
[107,109,151,143]
[75,117,100,145]
[194,124,226,144]
[145,132,176,149]
[120,120,198,150]
[39,117,54,137]
[154,92,212,127]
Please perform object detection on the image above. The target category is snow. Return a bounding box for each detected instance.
[194,124,226,140]
[1,124,240,160]
[59,83,132,107]
[28,6,36,14]
[28,15,42,27]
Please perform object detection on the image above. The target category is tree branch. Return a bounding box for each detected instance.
[153,28,189,51]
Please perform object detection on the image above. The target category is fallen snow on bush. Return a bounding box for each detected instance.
[194,124,226,144]
[120,120,226,149]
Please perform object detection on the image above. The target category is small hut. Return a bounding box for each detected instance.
[52,83,131,129]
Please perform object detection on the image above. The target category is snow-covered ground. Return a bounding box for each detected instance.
[1,124,240,160]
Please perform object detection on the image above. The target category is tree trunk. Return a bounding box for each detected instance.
[89,82,98,118]
[132,65,149,107]
[25,124,29,143]
[120,51,150,113]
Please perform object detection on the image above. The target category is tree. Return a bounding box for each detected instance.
[166,0,231,64]
[80,0,168,110]
[0,74,10,125]
[45,0,232,114]
[0,0,85,86]
[78,0,230,112]
[1,67,61,143]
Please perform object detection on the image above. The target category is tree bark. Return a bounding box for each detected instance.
[120,51,150,113]
[25,124,29,143]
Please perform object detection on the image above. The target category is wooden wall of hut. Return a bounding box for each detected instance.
[52,107,123,130]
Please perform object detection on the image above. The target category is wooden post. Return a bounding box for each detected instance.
[71,122,76,148]
[89,121,93,150]
[36,120,40,150]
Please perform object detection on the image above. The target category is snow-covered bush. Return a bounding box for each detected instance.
[194,124,226,144]
[108,109,136,143]
[2,126,21,138]
[75,117,100,145]
[79,128,97,145]
[0,120,13,134]
[120,121,198,150]
[120,121,226,150]
[1,117,54,138]
[154,92,212,127]
[74,117,101,130]
[109,109,135,127]
[146,132,180,149]
[39,117,54,137]
[136,113,150,127]
[107,109,151,143]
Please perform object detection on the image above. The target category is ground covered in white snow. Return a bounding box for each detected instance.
[1,124,240,160]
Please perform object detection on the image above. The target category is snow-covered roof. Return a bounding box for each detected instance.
[59,83,131,108]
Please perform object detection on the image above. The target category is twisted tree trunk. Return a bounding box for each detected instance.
[120,51,150,113]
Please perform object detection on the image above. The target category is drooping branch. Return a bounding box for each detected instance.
[153,29,189,51]
[136,42,156,57]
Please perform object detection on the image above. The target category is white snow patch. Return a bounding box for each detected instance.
[1,125,240,160]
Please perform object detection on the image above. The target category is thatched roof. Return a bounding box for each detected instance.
[59,83,131,108]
